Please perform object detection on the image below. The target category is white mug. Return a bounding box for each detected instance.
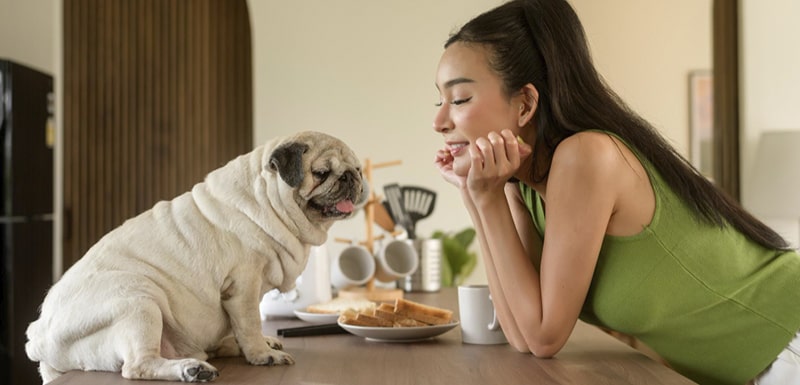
[331,245,375,289]
[374,239,419,282]
[458,284,508,345]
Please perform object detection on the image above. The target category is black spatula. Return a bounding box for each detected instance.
[383,183,412,233]
[401,186,436,238]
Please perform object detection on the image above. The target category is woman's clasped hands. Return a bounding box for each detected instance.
[435,128,532,197]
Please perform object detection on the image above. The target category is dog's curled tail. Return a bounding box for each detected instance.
[24,318,45,363]
[25,319,62,383]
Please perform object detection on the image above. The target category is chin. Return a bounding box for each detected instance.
[453,157,472,177]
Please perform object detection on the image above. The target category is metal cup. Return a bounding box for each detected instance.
[398,238,442,292]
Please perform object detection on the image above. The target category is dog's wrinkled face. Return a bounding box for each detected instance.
[267,131,368,223]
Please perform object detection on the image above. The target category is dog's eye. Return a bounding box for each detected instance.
[312,170,331,180]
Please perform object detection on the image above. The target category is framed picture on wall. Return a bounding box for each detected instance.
[689,70,714,178]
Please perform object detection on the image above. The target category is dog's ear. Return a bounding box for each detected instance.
[268,142,309,188]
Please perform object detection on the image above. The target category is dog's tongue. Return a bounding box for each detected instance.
[336,200,355,213]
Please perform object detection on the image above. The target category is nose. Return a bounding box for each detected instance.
[339,170,357,185]
[432,104,453,133]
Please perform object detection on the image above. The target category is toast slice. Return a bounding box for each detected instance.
[338,309,394,327]
[393,298,453,325]
[306,297,376,314]
[374,304,401,323]
[338,299,454,328]
[370,303,426,327]
[393,317,428,327]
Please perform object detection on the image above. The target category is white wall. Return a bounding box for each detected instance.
[247,0,711,284]
[740,0,800,246]
[0,0,55,73]
[1,0,713,284]
[247,0,498,284]
[572,0,711,157]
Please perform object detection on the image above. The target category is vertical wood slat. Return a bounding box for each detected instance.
[712,0,740,200]
[63,0,253,269]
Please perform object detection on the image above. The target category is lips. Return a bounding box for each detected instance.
[447,142,469,157]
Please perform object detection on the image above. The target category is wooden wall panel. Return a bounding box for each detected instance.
[712,0,740,200]
[63,0,252,269]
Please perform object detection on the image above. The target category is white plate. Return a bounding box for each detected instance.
[338,321,459,342]
[294,310,340,324]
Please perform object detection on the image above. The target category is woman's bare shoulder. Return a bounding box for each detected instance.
[551,131,624,174]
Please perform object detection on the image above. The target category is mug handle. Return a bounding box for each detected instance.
[487,294,501,331]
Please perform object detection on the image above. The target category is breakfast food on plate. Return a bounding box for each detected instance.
[338,309,394,327]
[306,297,376,314]
[373,303,427,327]
[338,298,454,328]
[394,298,454,325]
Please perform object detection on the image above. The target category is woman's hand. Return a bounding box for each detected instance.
[467,129,531,202]
[434,148,466,188]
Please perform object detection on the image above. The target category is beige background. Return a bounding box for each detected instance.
[245,0,712,284]
[2,0,797,283]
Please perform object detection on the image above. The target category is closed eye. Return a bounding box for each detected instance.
[434,97,472,107]
[312,170,331,180]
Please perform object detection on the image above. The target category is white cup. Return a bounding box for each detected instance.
[331,245,376,289]
[374,239,419,282]
[458,284,508,345]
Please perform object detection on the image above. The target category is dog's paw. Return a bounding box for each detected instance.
[264,335,283,350]
[180,360,219,382]
[246,348,295,366]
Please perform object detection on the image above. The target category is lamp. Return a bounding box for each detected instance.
[746,130,800,248]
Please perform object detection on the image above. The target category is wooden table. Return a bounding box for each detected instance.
[49,288,695,384]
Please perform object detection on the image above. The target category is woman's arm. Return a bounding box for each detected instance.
[466,131,620,357]
[458,186,531,349]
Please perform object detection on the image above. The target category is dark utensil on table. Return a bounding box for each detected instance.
[277,323,347,337]
[401,186,436,239]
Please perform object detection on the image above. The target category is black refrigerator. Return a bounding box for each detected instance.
[0,59,54,385]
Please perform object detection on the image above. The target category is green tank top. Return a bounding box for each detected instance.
[519,134,800,385]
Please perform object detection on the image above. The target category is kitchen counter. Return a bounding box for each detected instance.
[48,288,695,384]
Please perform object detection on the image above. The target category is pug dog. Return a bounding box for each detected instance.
[25,131,367,383]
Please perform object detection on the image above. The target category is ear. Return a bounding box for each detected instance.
[268,142,309,188]
[517,83,539,127]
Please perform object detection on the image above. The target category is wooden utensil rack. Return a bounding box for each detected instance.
[334,158,405,302]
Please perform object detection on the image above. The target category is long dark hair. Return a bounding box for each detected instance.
[446,0,789,250]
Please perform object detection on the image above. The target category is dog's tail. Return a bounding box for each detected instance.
[25,318,64,383]
[24,318,45,363]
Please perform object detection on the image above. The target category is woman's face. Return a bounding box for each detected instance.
[433,42,522,176]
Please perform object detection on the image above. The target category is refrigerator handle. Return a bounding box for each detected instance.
[0,71,5,127]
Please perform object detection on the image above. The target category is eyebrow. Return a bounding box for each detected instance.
[437,77,475,91]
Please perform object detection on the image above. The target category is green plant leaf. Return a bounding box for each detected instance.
[441,237,469,276]
[453,228,476,248]
[456,252,478,285]
[440,254,453,287]
[432,227,477,287]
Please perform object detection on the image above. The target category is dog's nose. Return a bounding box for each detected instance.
[338,170,357,184]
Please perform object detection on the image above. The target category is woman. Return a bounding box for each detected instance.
[432,1,800,384]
